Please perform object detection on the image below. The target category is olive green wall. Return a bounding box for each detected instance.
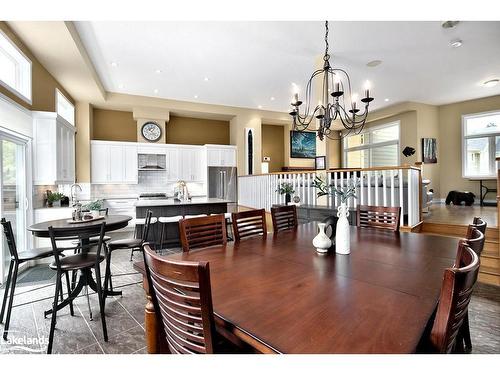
[91,109,230,145]
[167,116,230,145]
[262,124,285,172]
[0,22,74,111]
[92,108,137,142]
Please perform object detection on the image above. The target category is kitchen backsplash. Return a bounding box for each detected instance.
[34,175,207,208]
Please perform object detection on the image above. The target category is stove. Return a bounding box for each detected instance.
[138,193,168,200]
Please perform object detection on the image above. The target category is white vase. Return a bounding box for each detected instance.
[313,222,332,254]
[335,203,350,255]
[90,210,100,218]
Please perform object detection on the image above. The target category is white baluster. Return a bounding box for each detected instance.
[359,171,365,205]
[390,169,395,207]
[382,170,387,207]
[408,169,413,227]
[375,172,379,206]
[367,171,372,205]
[399,169,404,226]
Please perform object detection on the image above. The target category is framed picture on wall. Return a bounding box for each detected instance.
[422,138,437,163]
[290,130,316,158]
[315,156,326,170]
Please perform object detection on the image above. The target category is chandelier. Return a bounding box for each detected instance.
[289,21,374,140]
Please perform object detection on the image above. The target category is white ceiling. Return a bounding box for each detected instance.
[74,21,500,112]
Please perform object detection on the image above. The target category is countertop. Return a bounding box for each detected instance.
[135,197,233,207]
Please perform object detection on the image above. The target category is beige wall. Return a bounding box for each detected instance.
[262,124,285,172]
[75,102,93,182]
[167,116,230,145]
[92,108,137,142]
[0,22,74,111]
[438,95,500,200]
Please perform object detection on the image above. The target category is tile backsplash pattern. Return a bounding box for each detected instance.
[35,176,206,208]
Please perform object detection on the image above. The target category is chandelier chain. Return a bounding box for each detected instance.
[324,21,329,60]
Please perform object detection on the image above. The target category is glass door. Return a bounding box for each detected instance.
[0,134,28,283]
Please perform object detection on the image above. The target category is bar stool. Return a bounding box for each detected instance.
[225,213,234,241]
[184,214,207,219]
[0,218,72,340]
[135,216,158,244]
[158,215,183,250]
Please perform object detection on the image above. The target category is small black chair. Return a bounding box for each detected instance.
[0,218,71,341]
[105,210,153,296]
[46,222,108,354]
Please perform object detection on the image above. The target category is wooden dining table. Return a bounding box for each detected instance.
[134,222,459,354]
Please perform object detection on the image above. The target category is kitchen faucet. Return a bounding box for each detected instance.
[70,183,82,206]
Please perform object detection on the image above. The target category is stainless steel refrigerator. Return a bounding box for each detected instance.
[208,167,237,206]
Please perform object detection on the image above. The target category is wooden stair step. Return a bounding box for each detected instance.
[481,256,500,269]
[478,272,500,286]
[480,265,500,276]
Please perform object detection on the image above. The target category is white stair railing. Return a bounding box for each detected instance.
[238,166,422,227]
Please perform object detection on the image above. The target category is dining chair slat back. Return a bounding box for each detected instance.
[428,243,480,353]
[232,209,267,241]
[142,243,216,354]
[464,226,485,258]
[471,217,487,235]
[271,205,298,233]
[179,214,227,252]
[356,205,401,232]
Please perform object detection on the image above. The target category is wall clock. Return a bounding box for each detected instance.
[141,121,162,142]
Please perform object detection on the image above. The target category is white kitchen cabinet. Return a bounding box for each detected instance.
[91,141,138,184]
[206,145,237,167]
[178,147,205,182]
[33,111,76,185]
[166,147,179,181]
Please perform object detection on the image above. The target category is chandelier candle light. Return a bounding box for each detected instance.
[289,21,374,140]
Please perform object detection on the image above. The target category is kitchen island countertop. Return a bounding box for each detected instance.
[135,197,234,207]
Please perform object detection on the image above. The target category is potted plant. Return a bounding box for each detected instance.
[46,192,65,208]
[312,176,357,255]
[84,200,104,217]
[276,182,295,205]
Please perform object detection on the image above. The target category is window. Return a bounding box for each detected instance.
[56,89,75,125]
[0,30,31,103]
[462,111,500,178]
[343,122,400,168]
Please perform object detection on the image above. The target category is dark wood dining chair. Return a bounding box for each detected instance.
[231,209,267,241]
[0,218,69,341]
[47,222,108,354]
[423,242,480,354]
[142,243,217,353]
[271,205,298,233]
[356,205,401,232]
[179,214,227,252]
[470,216,487,235]
[454,226,485,354]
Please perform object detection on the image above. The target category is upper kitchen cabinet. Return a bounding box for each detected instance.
[206,145,237,167]
[178,146,205,182]
[33,111,75,185]
[91,141,138,184]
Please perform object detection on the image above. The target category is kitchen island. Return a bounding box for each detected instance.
[136,197,233,246]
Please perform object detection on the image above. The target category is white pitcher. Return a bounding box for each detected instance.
[313,222,332,254]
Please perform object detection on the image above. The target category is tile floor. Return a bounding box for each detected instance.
[0,231,499,354]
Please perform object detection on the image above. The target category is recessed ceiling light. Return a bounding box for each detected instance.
[118,84,124,89]
[204,77,210,82]
[194,95,198,99]
[110,61,118,67]
[366,60,382,68]
[442,21,460,29]
[450,39,463,48]
[258,105,263,109]
[483,79,499,88]
[155,69,162,74]
[153,89,159,94]
[270,97,275,101]
[384,98,390,102]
